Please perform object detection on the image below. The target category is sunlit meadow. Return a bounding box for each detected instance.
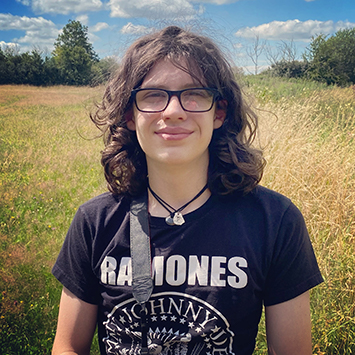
[249,77,355,354]
[0,85,106,354]
[0,79,354,354]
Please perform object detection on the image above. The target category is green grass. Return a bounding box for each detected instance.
[242,73,332,103]
[1,80,354,354]
[0,85,105,354]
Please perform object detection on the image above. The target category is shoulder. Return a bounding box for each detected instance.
[220,185,293,215]
[79,192,129,214]
[215,185,306,233]
[252,186,302,218]
[81,191,125,208]
[249,185,292,209]
[74,192,131,227]
[251,186,307,227]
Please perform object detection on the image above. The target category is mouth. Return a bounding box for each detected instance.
[156,128,193,141]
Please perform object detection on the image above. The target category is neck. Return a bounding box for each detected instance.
[147,161,210,217]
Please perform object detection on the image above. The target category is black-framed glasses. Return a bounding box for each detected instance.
[131,87,221,113]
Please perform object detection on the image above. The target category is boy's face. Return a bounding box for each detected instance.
[127,58,226,171]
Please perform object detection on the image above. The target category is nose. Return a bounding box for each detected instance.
[162,95,187,120]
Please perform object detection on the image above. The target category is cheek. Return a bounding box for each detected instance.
[131,109,151,133]
[131,115,152,147]
[133,114,147,134]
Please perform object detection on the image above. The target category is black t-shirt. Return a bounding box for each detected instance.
[52,186,323,355]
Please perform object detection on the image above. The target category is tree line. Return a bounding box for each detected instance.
[264,27,355,86]
[1,20,355,87]
[0,20,118,86]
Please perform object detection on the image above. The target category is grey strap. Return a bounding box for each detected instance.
[130,193,153,355]
[130,192,153,304]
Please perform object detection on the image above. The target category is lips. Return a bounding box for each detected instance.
[156,127,193,140]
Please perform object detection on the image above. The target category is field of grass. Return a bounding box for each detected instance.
[249,76,355,354]
[0,79,354,354]
[0,85,105,354]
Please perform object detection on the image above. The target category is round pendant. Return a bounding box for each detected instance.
[165,215,175,226]
[173,212,185,226]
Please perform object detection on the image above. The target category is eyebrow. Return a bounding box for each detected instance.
[140,83,204,90]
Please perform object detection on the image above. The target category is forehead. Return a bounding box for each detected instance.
[141,57,205,88]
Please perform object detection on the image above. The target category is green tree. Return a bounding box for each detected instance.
[0,47,10,84]
[52,20,98,85]
[43,56,61,85]
[305,28,355,86]
[18,50,45,85]
[0,48,48,85]
[267,60,309,79]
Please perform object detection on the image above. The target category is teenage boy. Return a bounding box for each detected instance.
[52,26,323,355]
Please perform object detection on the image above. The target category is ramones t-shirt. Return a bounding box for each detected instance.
[52,186,323,355]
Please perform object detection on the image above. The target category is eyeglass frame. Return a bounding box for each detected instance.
[130,87,222,113]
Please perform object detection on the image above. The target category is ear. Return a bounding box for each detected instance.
[125,108,136,131]
[213,100,227,129]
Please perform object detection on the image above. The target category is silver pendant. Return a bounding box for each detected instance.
[165,215,175,226]
[173,212,185,226]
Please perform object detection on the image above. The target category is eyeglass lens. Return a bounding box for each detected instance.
[135,88,215,112]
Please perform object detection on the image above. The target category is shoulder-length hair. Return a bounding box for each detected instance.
[91,26,265,196]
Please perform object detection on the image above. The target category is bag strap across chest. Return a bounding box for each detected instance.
[130,193,153,354]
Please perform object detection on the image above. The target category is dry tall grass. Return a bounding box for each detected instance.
[254,86,355,353]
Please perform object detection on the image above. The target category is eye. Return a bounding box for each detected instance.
[140,90,166,100]
[184,89,212,99]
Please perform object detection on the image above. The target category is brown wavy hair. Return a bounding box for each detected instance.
[91,26,265,196]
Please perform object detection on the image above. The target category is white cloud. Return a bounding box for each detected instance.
[25,0,103,15]
[0,41,20,51]
[91,22,110,32]
[334,20,355,32]
[0,13,55,31]
[120,23,152,35]
[235,19,355,42]
[108,0,196,19]
[190,0,239,4]
[16,0,31,5]
[0,14,59,50]
[76,14,89,26]
[16,27,58,45]
[88,32,100,43]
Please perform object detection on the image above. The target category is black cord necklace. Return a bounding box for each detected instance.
[148,183,208,226]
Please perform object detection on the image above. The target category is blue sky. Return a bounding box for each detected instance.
[0,0,354,72]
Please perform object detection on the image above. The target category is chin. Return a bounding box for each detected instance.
[146,147,209,168]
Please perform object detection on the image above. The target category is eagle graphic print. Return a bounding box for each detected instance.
[103,291,234,355]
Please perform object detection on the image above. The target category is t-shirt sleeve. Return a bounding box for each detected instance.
[263,202,323,306]
[52,207,100,304]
